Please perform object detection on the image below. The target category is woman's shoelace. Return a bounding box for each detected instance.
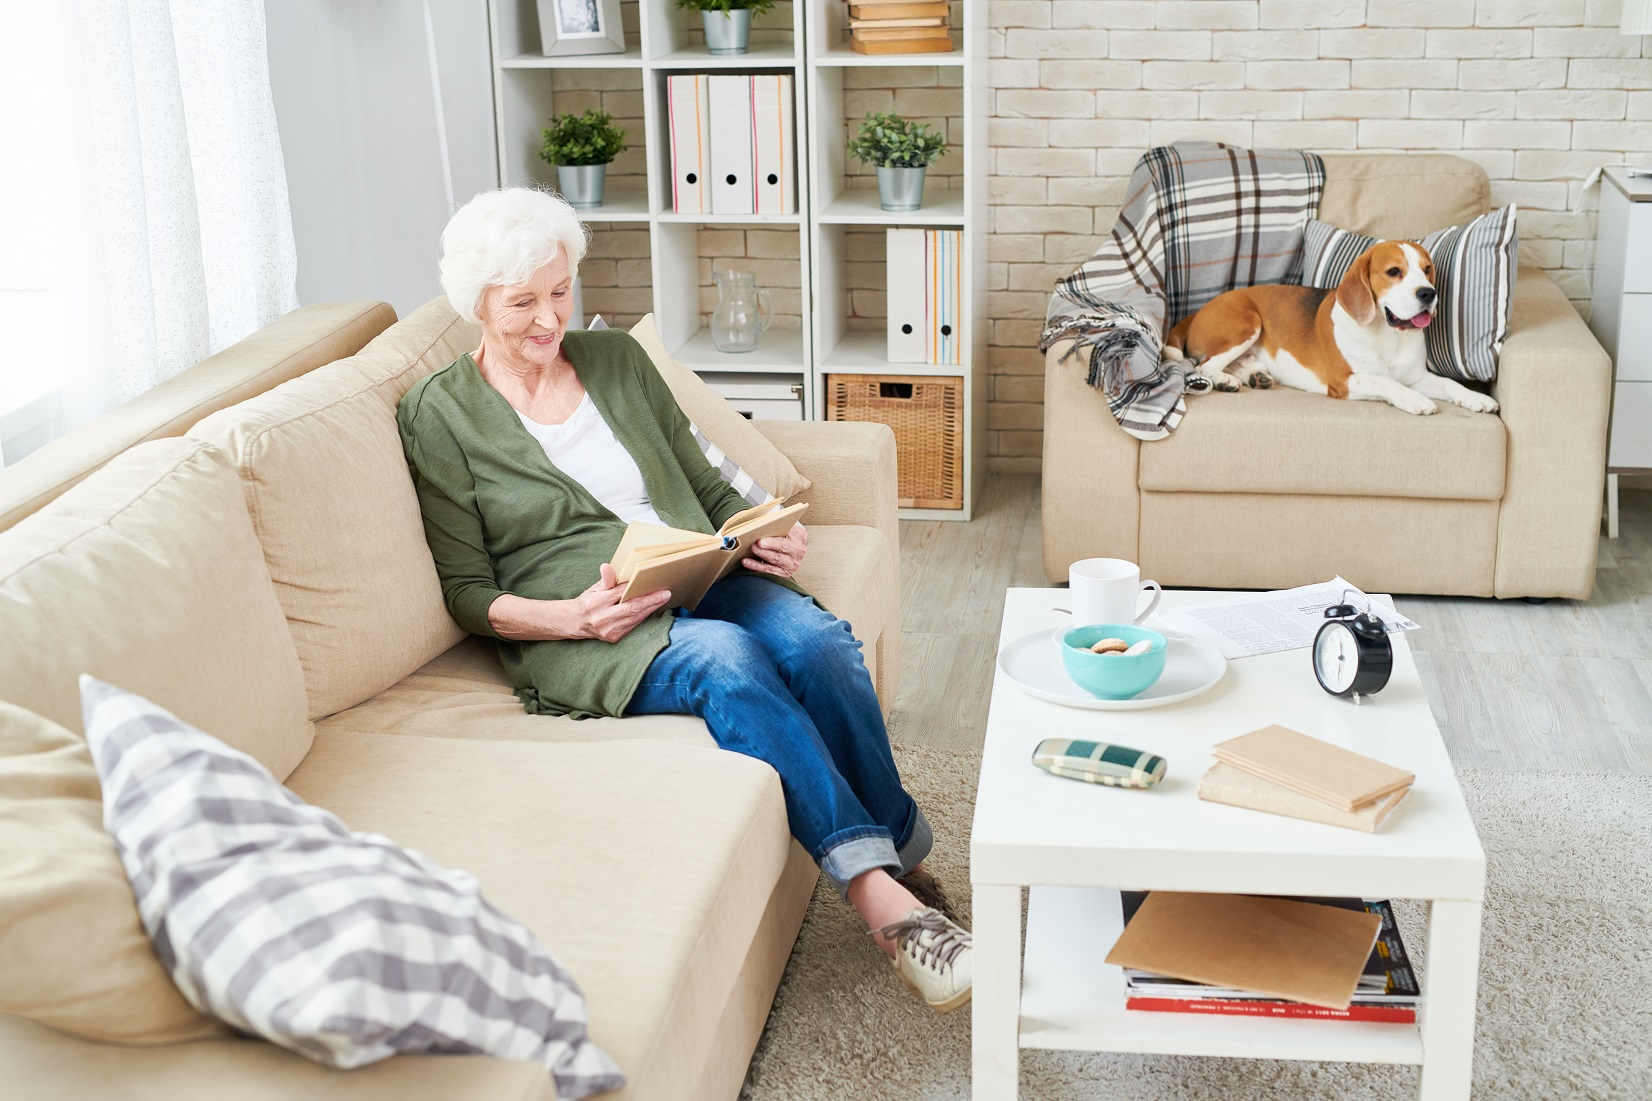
[872,909,971,970]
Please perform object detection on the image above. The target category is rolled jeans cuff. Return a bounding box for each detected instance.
[895,804,933,879]
[818,828,900,896]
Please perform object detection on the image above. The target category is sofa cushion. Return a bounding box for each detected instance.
[0,1013,556,1100]
[1138,389,1506,501]
[81,679,624,1099]
[0,701,220,1045]
[317,636,714,746]
[284,731,800,1101]
[0,437,313,778]
[0,301,396,535]
[629,315,810,502]
[1317,154,1491,240]
[189,299,481,721]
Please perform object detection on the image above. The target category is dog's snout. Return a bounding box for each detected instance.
[1416,286,1437,306]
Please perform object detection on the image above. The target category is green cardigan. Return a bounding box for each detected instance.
[397,329,791,718]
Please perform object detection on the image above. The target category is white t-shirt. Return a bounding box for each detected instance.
[516,394,665,526]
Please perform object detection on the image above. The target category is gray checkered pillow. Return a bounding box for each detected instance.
[588,315,771,506]
[80,676,624,1099]
[1299,205,1518,384]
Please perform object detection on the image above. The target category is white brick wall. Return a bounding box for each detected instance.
[985,0,1650,474]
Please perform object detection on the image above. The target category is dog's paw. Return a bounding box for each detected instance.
[1456,392,1500,414]
[1243,370,1275,390]
[1197,372,1241,393]
[1393,392,1438,415]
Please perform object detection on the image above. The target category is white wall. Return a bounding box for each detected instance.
[266,0,498,319]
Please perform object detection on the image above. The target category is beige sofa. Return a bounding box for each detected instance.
[0,299,902,1098]
[1042,154,1613,600]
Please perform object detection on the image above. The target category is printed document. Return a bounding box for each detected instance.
[1153,577,1420,660]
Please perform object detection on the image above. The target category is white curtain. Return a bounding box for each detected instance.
[0,0,298,452]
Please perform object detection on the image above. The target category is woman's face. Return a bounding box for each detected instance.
[481,253,575,371]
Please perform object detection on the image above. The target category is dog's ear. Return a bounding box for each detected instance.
[1337,251,1378,326]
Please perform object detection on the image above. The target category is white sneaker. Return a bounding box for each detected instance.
[876,906,973,1013]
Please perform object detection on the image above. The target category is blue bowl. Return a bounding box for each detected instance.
[1057,624,1168,700]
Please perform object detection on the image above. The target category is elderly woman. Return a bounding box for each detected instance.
[397,188,971,1013]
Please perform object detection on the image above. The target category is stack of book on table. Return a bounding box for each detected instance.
[1197,724,1415,832]
[1114,892,1421,1023]
[845,0,954,54]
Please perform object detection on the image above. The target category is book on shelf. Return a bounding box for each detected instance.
[609,499,806,611]
[845,0,953,54]
[1122,996,1417,1024]
[848,35,954,54]
[1116,892,1420,1021]
[1212,724,1415,813]
[1104,891,1384,1010]
[1198,761,1412,832]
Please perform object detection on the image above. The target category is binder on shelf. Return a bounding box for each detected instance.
[886,228,927,363]
[750,74,795,215]
[667,74,711,215]
[708,74,756,215]
[926,229,962,366]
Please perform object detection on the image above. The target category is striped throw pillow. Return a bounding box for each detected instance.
[1299,205,1518,384]
[80,677,625,1100]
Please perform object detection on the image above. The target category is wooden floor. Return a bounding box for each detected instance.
[887,475,1652,775]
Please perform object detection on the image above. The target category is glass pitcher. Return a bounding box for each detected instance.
[710,270,772,354]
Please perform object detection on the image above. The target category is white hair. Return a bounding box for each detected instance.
[439,188,591,323]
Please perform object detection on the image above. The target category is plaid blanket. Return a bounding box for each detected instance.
[1040,143,1326,440]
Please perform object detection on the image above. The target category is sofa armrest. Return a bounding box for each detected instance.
[1041,340,1143,582]
[753,419,898,537]
[1489,267,1613,598]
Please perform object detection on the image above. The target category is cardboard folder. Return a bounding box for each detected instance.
[667,74,711,214]
[750,75,795,215]
[708,74,755,215]
[1105,892,1383,1010]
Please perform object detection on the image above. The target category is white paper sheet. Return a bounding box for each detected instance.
[1152,577,1420,660]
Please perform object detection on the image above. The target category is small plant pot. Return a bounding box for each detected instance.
[876,166,926,212]
[556,163,608,210]
[701,10,751,55]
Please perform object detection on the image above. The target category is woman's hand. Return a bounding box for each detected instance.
[487,565,669,642]
[743,522,807,580]
[565,564,672,642]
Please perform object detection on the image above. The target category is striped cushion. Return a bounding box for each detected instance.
[80,677,624,1100]
[1299,205,1518,383]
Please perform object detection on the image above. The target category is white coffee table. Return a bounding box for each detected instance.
[970,589,1486,1100]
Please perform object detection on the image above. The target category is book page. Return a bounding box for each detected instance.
[1154,577,1420,660]
[718,497,783,537]
[611,522,712,580]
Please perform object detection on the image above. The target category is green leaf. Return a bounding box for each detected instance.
[846,112,947,169]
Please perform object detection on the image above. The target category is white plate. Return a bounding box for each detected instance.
[996,630,1228,711]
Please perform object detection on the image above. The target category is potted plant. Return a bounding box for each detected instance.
[539,109,628,210]
[674,0,774,56]
[847,112,948,212]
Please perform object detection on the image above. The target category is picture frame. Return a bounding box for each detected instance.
[536,0,625,57]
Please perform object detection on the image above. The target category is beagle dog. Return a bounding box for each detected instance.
[1161,241,1499,416]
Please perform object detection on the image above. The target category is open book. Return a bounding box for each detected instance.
[609,499,807,612]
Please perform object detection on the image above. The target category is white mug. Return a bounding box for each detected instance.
[1068,558,1162,627]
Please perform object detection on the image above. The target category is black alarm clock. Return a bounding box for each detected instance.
[1312,601,1393,701]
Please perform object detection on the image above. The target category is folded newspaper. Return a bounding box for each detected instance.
[1154,578,1419,660]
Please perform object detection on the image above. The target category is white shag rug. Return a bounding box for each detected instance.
[739,747,1652,1101]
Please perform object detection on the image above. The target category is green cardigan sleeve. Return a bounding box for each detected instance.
[397,380,507,639]
[629,343,752,530]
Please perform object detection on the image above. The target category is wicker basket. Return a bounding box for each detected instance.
[825,374,963,509]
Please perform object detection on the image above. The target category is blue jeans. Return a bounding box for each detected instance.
[625,575,930,893]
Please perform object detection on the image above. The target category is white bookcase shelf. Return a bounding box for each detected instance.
[488,0,983,517]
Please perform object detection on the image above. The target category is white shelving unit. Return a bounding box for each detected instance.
[489,0,813,411]
[489,0,985,518]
